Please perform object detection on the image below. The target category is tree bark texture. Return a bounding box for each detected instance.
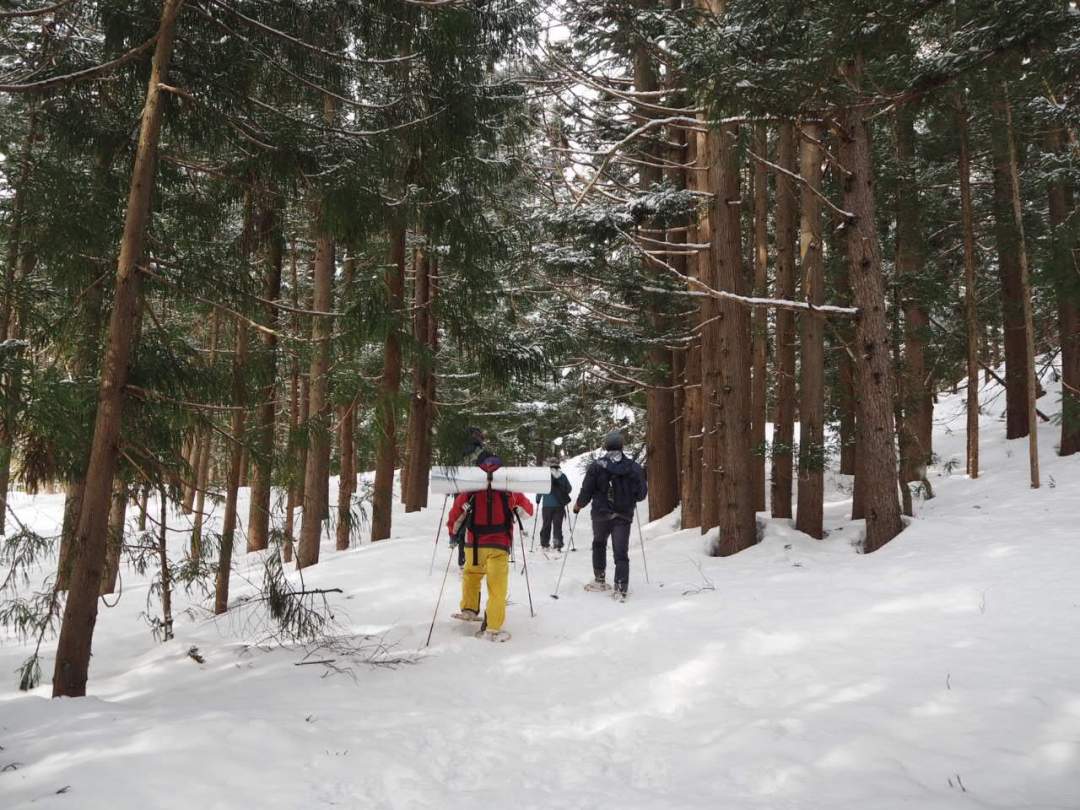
[957,95,981,477]
[894,107,933,486]
[836,61,904,554]
[705,121,755,556]
[989,82,1032,440]
[403,250,435,512]
[100,482,127,595]
[52,0,186,698]
[297,231,335,567]
[795,122,825,540]
[771,122,797,518]
[335,258,357,550]
[750,123,769,513]
[835,252,858,477]
[247,197,284,552]
[633,12,680,522]
[371,224,406,542]
[1001,84,1040,488]
[190,309,220,559]
[215,321,248,613]
[1045,126,1080,456]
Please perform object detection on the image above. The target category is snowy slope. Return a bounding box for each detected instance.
[2,370,1079,810]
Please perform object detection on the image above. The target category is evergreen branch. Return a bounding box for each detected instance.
[0,34,158,93]
[613,223,859,318]
[0,0,75,19]
[571,115,711,209]
[205,0,418,66]
[192,3,405,113]
[745,147,855,222]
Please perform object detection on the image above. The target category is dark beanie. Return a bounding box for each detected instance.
[603,431,624,451]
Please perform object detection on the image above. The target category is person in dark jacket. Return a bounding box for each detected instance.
[573,431,647,597]
[535,457,572,550]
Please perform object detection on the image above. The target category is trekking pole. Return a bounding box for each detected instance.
[514,511,535,617]
[634,503,650,584]
[427,495,450,576]
[529,509,538,552]
[551,512,578,599]
[425,543,455,648]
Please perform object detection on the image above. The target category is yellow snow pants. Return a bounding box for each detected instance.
[460,547,509,631]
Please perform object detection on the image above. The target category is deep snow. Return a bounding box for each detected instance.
[1,370,1079,809]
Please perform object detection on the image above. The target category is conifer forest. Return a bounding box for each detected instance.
[1,1,1079,808]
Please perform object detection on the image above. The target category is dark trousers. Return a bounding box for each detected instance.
[591,513,631,592]
[540,506,566,546]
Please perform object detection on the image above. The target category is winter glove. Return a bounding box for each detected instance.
[573,504,581,514]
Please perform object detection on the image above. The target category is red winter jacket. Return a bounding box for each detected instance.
[447,489,534,552]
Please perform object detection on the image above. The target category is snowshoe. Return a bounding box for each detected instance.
[612,589,628,603]
[476,629,511,642]
[584,579,611,592]
[451,609,481,622]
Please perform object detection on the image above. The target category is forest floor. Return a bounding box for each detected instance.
[2,369,1079,809]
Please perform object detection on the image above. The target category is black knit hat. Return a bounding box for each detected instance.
[603,431,624,451]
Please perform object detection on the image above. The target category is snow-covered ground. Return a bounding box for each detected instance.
[2,370,1079,809]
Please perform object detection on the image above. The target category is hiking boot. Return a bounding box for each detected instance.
[451,609,481,622]
[584,577,610,592]
[540,543,550,549]
[476,629,511,642]
[554,542,564,551]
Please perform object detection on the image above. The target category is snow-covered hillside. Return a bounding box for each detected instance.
[2,370,1079,809]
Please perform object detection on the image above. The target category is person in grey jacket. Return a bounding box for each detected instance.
[535,457,572,550]
[573,432,647,597]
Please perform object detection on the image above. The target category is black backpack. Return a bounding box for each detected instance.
[466,485,513,565]
[602,462,637,516]
[554,475,572,507]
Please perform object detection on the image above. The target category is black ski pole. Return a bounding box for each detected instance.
[427,494,450,577]
[513,510,535,617]
[634,503,650,584]
[551,512,578,599]
[529,507,538,552]
[425,543,455,648]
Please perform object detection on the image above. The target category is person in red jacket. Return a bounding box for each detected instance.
[447,474,533,642]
